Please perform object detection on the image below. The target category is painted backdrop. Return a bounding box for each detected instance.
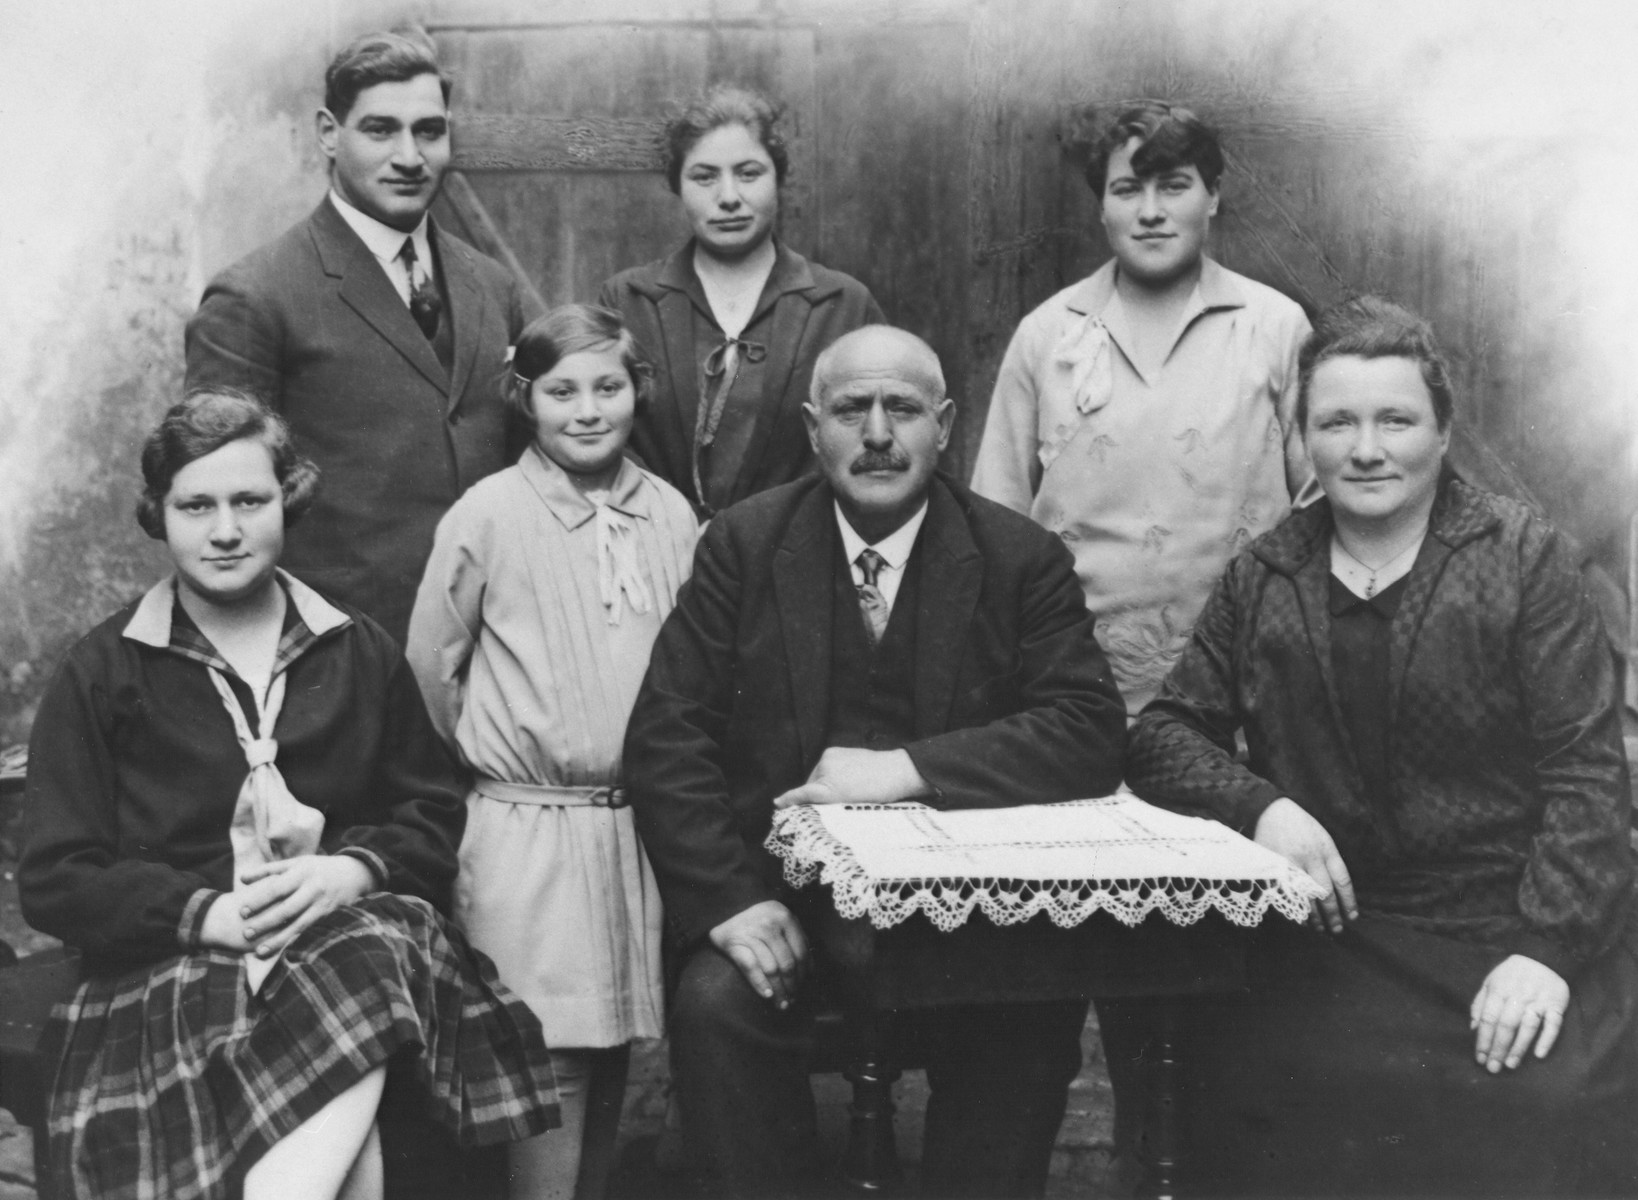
[1,0,1634,744]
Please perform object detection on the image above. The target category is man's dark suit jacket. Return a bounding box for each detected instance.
[624,473,1128,951]
[184,197,540,644]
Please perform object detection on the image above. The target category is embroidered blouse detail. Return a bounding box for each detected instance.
[1041,312,1114,471]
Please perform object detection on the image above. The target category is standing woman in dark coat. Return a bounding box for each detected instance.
[597,84,884,518]
[1126,297,1638,1196]
[20,391,558,1200]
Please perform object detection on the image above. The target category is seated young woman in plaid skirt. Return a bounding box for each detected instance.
[18,391,561,1200]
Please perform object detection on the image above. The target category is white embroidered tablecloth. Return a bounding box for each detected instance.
[766,795,1323,932]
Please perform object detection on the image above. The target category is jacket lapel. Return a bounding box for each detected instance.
[437,224,486,411]
[1383,475,1497,732]
[1290,549,1354,768]
[728,247,834,505]
[1258,505,1357,779]
[772,484,838,765]
[637,251,707,471]
[311,200,449,394]
[913,481,983,738]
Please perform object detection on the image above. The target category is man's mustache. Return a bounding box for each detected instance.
[851,451,910,474]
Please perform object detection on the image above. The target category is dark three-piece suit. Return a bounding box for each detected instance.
[184,196,540,645]
[624,473,1128,1197]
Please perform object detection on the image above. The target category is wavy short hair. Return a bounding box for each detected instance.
[324,27,451,123]
[1085,100,1225,198]
[663,84,790,194]
[506,305,656,431]
[1297,296,1456,433]
[136,390,320,540]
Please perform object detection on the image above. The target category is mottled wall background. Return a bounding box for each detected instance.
[2,0,1634,746]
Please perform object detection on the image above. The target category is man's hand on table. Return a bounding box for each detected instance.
[1471,954,1570,1073]
[1254,797,1357,934]
[772,746,934,809]
[710,899,809,1010]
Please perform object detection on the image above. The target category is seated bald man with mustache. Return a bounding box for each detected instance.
[624,326,1127,1198]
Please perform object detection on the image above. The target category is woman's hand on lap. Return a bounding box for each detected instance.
[1471,954,1569,1073]
[1254,797,1357,933]
[236,855,377,958]
[199,893,257,952]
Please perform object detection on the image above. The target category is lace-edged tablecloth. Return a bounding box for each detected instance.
[766,795,1324,932]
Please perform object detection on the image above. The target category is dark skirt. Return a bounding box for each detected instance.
[1177,914,1638,1198]
[44,893,559,1200]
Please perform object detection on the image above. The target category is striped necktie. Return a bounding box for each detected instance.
[856,548,890,646]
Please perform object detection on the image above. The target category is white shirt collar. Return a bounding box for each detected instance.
[834,500,929,572]
[328,189,432,276]
[122,569,351,649]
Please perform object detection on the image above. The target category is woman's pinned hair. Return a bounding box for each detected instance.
[1082,100,1225,198]
[663,84,790,194]
[1297,295,1457,431]
[136,389,320,539]
[505,304,656,429]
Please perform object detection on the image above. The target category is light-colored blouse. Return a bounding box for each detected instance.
[409,447,698,788]
[971,257,1313,712]
[407,447,698,1045]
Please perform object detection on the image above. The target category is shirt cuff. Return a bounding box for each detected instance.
[177,887,223,950]
[1227,781,1285,837]
[1501,931,1579,982]
[335,847,387,891]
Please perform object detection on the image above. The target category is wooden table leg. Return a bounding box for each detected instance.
[842,1010,902,1191]
[1148,996,1182,1200]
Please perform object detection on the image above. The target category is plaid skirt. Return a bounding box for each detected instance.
[44,893,559,1200]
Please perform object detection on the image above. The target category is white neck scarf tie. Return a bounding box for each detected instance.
[209,668,325,992]
[1040,312,1115,471]
[594,503,654,626]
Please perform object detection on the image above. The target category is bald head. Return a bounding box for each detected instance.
[803,325,954,543]
[808,325,947,408]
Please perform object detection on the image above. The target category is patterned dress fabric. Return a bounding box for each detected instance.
[46,895,555,1200]
[407,448,698,1047]
[1128,474,1631,968]
[21,573,558,1199]
[1126,473,1638,1194]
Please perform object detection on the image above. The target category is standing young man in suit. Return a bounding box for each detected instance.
[185,29,540,645]
[624,326,1128,1198]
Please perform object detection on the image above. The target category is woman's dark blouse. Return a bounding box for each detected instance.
[1328,571,1409,813]
[598,240,884,516]
[19,575,468,967]
[1127,476,1633,979]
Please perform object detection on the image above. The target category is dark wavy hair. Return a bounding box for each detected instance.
[136,390,320,540]
[1084,100,1225,198]
[506,305,656,430]
[663,84,790,194]
[1297,296,1457,432]
[323,27,451,123]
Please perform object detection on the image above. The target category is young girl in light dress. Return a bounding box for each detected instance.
[407,305,698,1199]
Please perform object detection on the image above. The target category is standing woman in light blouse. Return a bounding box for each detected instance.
[407,305,698,1200]
[971,101,1314,715]
[969,100,1316,1186]
[598,84,884,519]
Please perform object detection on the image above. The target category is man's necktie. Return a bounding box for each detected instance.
[398,238,442,341]
[856,548,890,646]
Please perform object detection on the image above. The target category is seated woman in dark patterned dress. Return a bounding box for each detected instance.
[19,391,559,1200]
[1127,297,1638,1197]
